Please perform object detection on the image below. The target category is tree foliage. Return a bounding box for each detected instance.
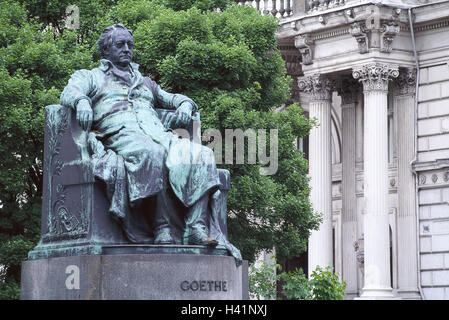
[249,259,346,300]
[0,0,319,299]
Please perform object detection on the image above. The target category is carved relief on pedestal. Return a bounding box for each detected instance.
[298,73,335,101]
[352,63,399,91]
[43,106,90,242]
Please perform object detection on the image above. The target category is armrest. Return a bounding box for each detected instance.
[155,108,201,142]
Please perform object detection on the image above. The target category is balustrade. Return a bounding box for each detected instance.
[235,0,294,18]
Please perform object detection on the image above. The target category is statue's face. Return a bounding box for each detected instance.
[108,29,134,68]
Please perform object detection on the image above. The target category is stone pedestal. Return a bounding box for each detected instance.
[21,253,248,300]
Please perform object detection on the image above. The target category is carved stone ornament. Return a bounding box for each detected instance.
[298,74,335,101]
[432,174,438,183]
[354,237,365,275]
[444,171,449,182]
[419,174,426,185]
[352,63,399,92]
[380,23,400,53]
[395,68,417,96]
[295,34,314,65]
[350,22,369,54]
[337,78,360,105]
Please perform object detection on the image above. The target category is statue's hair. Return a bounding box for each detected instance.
[97,24,133,58]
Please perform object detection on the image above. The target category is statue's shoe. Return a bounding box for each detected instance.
[154,231,174,245]
[184,228,218,246]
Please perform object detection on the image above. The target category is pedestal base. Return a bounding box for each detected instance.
[21,254,248,300]
[355,288,401,300]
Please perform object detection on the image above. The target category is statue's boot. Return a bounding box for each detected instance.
[152,190,175,245]
[183,192,218,246]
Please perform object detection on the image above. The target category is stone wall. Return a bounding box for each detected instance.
[417,62,449,299]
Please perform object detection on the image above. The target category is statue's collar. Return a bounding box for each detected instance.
[99,59,140,73]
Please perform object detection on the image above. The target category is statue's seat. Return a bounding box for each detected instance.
[28,105,231,260]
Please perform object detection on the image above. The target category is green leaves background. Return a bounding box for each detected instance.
[0,0,319,298]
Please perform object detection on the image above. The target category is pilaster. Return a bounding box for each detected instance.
[338,78,360,297]
[394,68,421,299]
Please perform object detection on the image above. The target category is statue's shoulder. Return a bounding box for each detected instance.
[68,68,97,82]
[70,67,105,84]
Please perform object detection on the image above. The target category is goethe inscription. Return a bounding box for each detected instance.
[180,280,228,292]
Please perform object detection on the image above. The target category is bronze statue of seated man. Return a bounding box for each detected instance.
[60,24,230,249]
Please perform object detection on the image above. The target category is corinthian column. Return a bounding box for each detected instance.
[338,79,360,297]
[298,74,334,275]
[352,63,399,299]
[395,69,420,299]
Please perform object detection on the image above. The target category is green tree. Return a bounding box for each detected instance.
[128,2,319,262]
[0,0,319,299]
[249,260,346,300]
[0,0,94,299]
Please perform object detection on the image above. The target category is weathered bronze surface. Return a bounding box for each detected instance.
[29,24,241,265]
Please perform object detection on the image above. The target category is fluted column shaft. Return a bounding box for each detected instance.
[339,79,360,296]
[395,69,420,299]
[353,63,399,299]
[299,74,334,275]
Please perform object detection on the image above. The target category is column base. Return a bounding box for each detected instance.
[396,288,422,300]
[355,287,401,300]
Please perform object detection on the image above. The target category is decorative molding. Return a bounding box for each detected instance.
[395,68,417,96]
[350,22,369,54]
[278,45,297,51]
[350,20,399,54]
[352,63,399,92]
[298,74,335,101]
[413,159,449,172]
[380,23,400,53]
[417,168,449,189]
[312,27,350,41]
[295,34,314,65]
[414,20,449,33]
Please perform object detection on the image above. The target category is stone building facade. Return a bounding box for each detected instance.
[240,0,449,299]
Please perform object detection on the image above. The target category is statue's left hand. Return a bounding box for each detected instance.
[175,102,193,127]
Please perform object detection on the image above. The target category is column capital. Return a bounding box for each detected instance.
[298,74,334,101]
[337,78,360,106]
[352,63,399,92]
[394,68,417,96]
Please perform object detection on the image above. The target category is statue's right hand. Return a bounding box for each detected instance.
[76,99,93,131]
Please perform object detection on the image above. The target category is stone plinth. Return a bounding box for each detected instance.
[21,253,248,300]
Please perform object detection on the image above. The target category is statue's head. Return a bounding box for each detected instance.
[98,24,134,68]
